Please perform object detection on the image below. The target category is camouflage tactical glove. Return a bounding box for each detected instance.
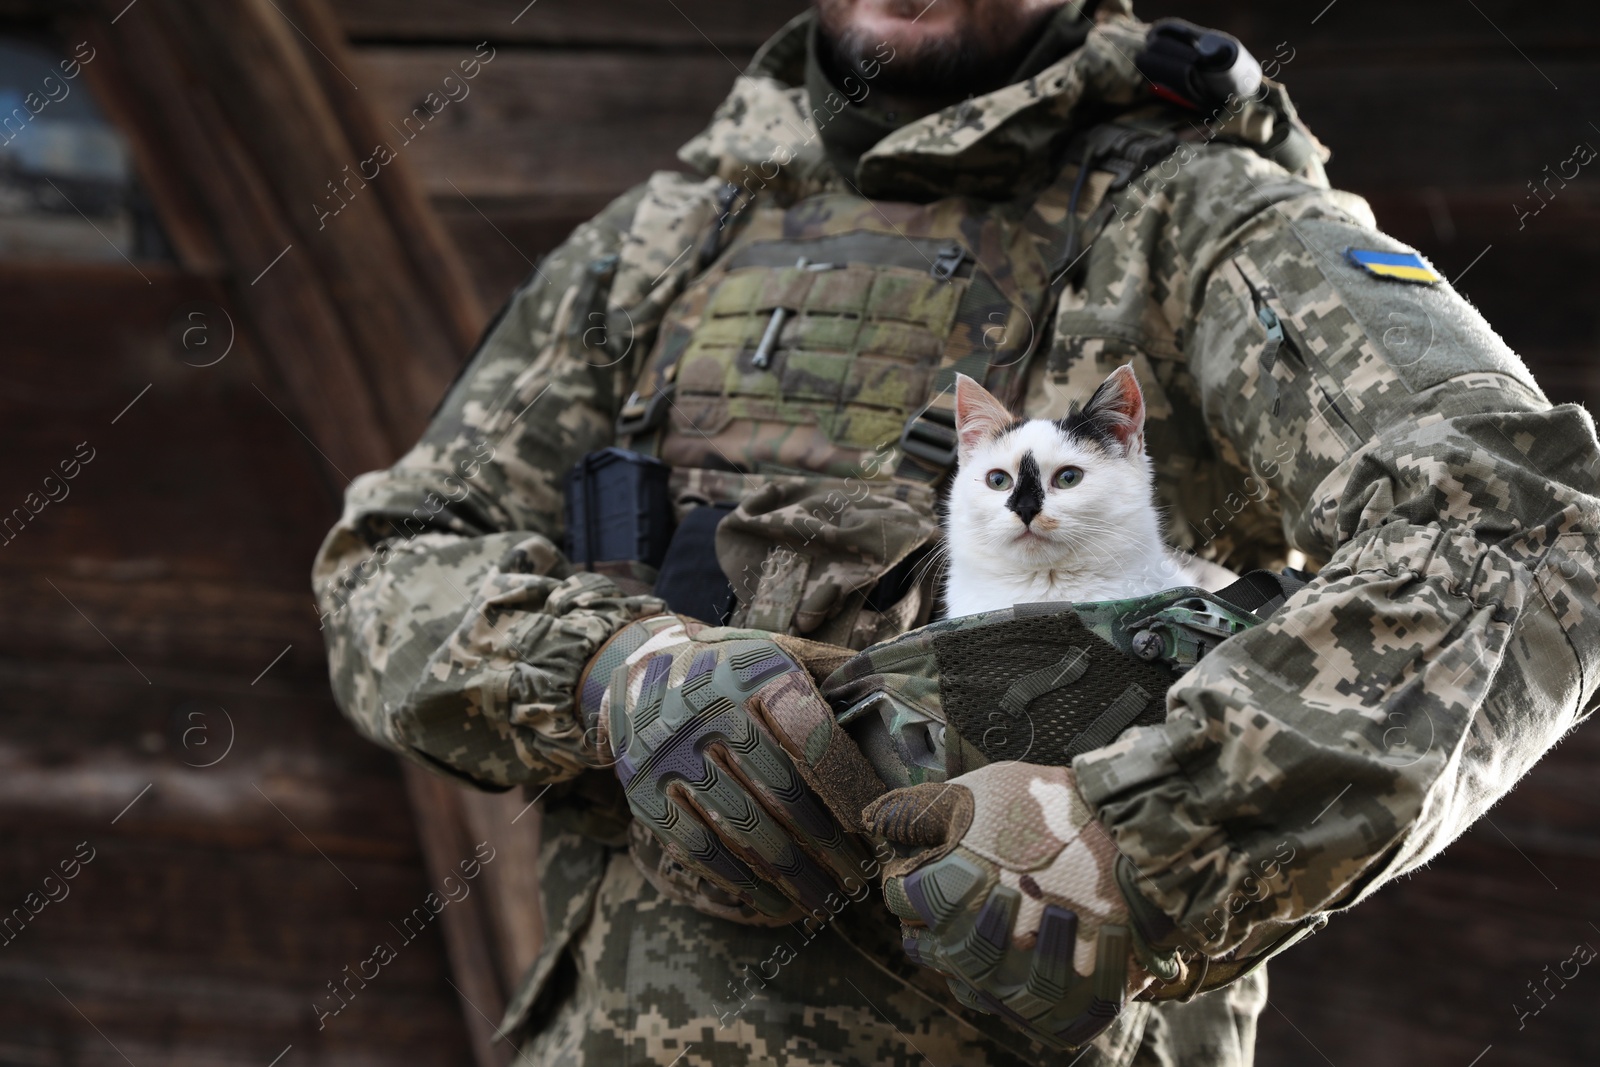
[863,763,1172,1050]
[581,615,888,923]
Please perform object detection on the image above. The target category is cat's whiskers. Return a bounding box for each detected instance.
[907,540,951,592]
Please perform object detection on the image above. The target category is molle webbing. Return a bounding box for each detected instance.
[615,215,1051,484]
[616,122,1191,489]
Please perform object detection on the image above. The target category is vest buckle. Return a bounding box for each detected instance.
[898,404,959,470]
[615,384,675,438]
[930,242,970,282]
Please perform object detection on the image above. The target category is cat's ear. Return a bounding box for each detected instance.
[954,373,1012,456]
[1080,364,1146,456]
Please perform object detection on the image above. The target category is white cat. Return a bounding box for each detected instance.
[940,365,1231,617]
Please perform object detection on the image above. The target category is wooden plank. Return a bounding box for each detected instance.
[278,0,488,348]
[1260,835,1600,1067]
[333,0,804,48]
[353,47,736,201]
[0,577,320,681]
[0,359,343,605]
[0,659,417,850]
[1141,0,1598,62]
[432,197,606,311]
[1280,65,1600,193]
[0,835,471,1066]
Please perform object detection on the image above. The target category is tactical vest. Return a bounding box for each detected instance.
[615,120,1211,478]
[617,189,1055,480]
[608,117,1211,648]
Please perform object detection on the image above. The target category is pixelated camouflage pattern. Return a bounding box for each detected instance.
[506,835,1263,1065]
[313,174,721,787]
[313,1,1600,1062]
[1127,967,1266,1067]
[498,825,612,1037]
[510,847,1154,1067]
[716,475,939,647]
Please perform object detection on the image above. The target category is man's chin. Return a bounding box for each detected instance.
[817,0,975,84]
[819,0,1061,103]
[843,1,966,46]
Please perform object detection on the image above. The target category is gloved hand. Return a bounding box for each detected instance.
[580,614,888,923]
[862,763,1174,1050]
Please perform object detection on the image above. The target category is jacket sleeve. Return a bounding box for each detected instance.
[1072,144,1600,956]
[312,173,726,789]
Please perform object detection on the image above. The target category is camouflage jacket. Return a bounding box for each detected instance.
[314,0,1600,1036]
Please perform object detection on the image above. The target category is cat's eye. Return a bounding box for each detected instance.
[1052,466,1084,489]
[985,469,1013,491]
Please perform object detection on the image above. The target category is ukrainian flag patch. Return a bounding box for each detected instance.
[1345,248,1443,286]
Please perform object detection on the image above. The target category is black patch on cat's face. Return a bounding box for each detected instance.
[1055,379,1127,455]
[1006,450,1044,526]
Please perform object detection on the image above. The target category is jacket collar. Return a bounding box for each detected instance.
[677,1,1150,202]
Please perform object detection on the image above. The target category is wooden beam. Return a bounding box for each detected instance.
[279,0,487,351]
[402,772,518,1067]
[354,48,735,202]
[72,8,394,478]
[331,0,805,49]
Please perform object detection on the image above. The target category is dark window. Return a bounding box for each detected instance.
[0,33,170,261]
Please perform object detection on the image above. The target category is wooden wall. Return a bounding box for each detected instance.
[333,3,1600,1066]
[0,263,474,1063]
[0,1,489,1062]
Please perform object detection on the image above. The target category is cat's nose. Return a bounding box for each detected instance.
[1008,499,1041,527]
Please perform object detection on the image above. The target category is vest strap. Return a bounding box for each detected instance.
[893,122,1186,485]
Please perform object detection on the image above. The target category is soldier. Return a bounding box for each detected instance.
[312,0,1600,1063]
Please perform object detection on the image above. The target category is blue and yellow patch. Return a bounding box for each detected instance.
[1345,248,1443,286]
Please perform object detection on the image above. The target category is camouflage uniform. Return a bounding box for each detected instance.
[313,2,1600,1063]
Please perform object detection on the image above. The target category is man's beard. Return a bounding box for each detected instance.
[817,1,1057,101]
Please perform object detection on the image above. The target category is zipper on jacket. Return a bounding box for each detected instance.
[1239,267,1359,438]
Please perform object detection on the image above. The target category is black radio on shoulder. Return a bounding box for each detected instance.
[563,447,674,570]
